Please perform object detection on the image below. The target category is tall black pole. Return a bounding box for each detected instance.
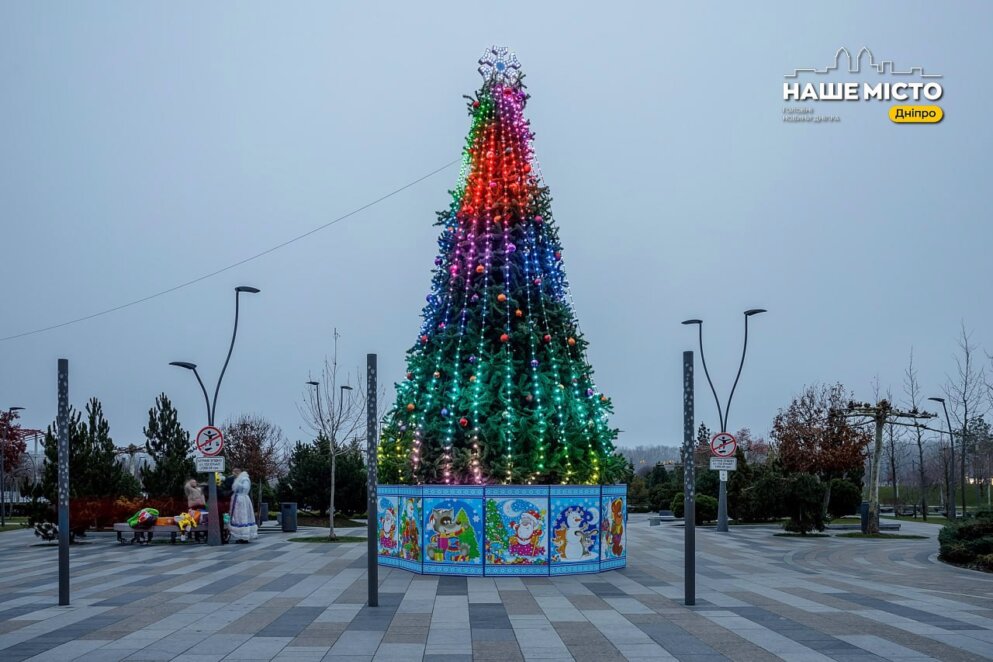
[366,353,379,608]
[199,368,221,547]
[941,401,956,520]
[1,421,5,528]
[683,351,695,606]
[57,359,70,606]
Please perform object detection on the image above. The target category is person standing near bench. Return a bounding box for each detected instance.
[228,468,258,543]
[185,479,206,510]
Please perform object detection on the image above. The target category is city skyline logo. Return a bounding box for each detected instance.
[785,47,942,80]
[782,47,944,122]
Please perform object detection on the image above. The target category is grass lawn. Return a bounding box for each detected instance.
[296,514,365,529]
[836,532,928,539]
[288,535,366,543]
[886,514,950,525]
[0,523,29,533]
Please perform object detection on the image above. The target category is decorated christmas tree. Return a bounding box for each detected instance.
[379,47,623,486]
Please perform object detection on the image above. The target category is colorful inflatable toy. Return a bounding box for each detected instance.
[127,508,159,528]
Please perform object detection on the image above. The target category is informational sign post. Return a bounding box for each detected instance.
[195,456,226,473]
[195,425,223,546]
[709,457,738,471]
[711,432,736,533]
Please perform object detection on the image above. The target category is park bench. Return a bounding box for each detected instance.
[649,510,677,526]
[113,522,229,545]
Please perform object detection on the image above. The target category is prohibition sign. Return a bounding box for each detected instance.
[196,426,224,457]
[710,432,737,458]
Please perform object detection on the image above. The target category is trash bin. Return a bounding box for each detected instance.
[258,502,269,527]
[859,501,869,534]
[281,502,297,532]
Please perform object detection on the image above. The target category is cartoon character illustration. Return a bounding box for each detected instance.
[552,506,597,562]
[428,507,463,562]
[508,510,544,558]
[603,498,624,557]
[379,506,397,553]
[401,498,420,560]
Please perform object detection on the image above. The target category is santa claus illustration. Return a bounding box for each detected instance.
[508,510,544,558]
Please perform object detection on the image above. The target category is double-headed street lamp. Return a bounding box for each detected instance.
[928,396,956,520]
[682,309,766,532]
[170,285,260,546]
[1,406,25,527]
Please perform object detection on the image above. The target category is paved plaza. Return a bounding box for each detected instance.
[0,516,991,661]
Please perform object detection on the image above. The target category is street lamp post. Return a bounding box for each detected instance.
[928,397,956,520]
[2,407,25,527]
[170,285,260,546]
[682,309,766,533]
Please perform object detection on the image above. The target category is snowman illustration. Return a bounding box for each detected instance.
[553,506,596,561]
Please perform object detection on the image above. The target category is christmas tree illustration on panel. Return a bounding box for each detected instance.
[379,47,623,485]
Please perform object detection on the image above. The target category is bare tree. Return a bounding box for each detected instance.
[299,329,368,540]
[840,400,933,534]
[943,323,987,516]
[903,349,930,520]
[222,415,285,521]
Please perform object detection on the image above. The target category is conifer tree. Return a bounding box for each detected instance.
[140,393,195,499]
[42,397,139,500]
[379,47,623,485]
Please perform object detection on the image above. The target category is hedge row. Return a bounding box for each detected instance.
[938,511,993,572]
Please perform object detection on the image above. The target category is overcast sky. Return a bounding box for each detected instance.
[2,3,991,451]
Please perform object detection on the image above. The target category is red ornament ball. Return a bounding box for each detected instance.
[515,309,523,318]
[476,264,485,274]
[523,164,532,173]
[420,335,429,344]
[406,403,415,412]
[555,251,562,260]
[500,333,509,343]
[600,395,608,403]
[497,293,507,302]
[525,394,533,403]
[459,417,468,427]
[472,100,480,108]
[568,337,577,346]
[433,371,441,378]
[406,372,414,380]
[543,334,552,343]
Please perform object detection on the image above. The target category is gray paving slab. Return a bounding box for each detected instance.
[0,517,991,661]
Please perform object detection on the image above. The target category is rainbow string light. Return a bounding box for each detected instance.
[380,46,618,486]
